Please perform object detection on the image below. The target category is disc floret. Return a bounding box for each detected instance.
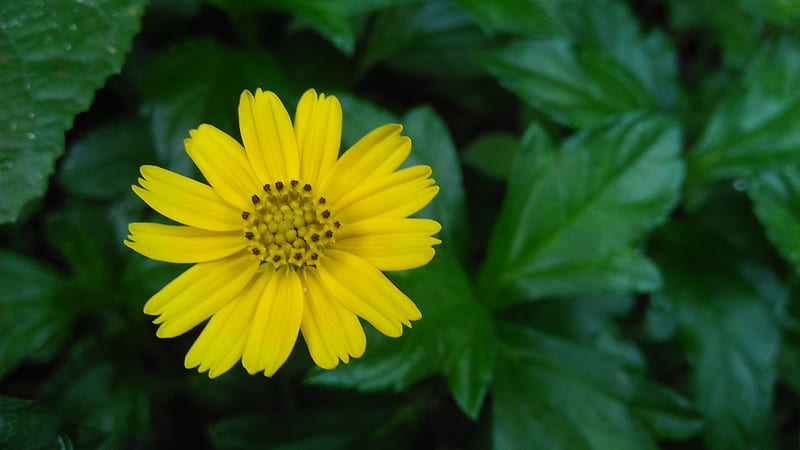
[242,180,340,268]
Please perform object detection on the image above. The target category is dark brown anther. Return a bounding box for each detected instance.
[325,230,333,238]
[290,180,299,187]
[321,210,330,218]
[245,232,254,240]
[311,233,320,242]
[318,197,326,204]
[303,184,312,192]
[273,255,281,262]
[310,253,319,260]
[263,184,271,192]
[251,194,261,204]
[293,253,302,260]
[333,221,341,228]
[251,248,261,255]
[275,181,284,191]
[241,211,250,220]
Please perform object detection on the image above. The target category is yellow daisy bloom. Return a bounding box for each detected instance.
[125,88,441,378]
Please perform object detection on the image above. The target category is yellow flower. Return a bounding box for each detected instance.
[125,89,441,378]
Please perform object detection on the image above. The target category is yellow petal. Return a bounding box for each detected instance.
[125,223,246,263]
[144,252,258,338]
[335,235,440,271]
[300,269,366,369]
[242,266,304,376]
[294,89,342,187]
[185,273,264,378]
[185,124,261,210]
[330,165,433,215]
[133,165,241,231]
[238,89,300,183]
[318,124,410,202]
[335,218,441,271]
[317,249,421,338]
[334,166,439,223]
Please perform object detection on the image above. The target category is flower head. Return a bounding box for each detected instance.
[125,89,440,377]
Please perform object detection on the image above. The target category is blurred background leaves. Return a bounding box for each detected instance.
[2,0,800,449]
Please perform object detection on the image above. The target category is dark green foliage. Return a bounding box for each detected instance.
[2,0,800,448]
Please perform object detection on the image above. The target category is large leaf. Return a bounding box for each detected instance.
[653,222,783,449]
[492,324,702,450]
[307,250,494,419]
[141,39,289,175]
[689,44,800,182]
[479,0,677,127]
[0,251,71,379]
[0,0,145,223]
[479,114,683,306]
[481,38,652,127]
[749,167,800,276]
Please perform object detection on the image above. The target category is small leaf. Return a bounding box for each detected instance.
[492,324,702,450]
[653,222,783,449]
[59,118,155,199]
[360,0,490,78]
[454,0,568,36]
[0,0,146,223]
[689,44,800,182]
[402,106,468,260]
[481,38,652,127]
[47,202,125,288]
[461,131,519,181]
[749,167,800,276]
[0,251,70,379]
[0,395,105,450]
[479,114,683,306]
[141,39,289,174]
[307,250,494,419]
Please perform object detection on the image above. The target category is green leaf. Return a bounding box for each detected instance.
[749,167,800,276]
[59,118,154,200]
[40,337,151,449]
[401,106,468,260]
[454,0,568,36]
[689,44,800,182]
[141,39,289,175]
[0,0,146,223]
[360,0,490,78]
[479,114,683,306]
[668,0,760,65]
[481,38,653,127]
[0,395,105,450]
[737,0,800,25]
[561,0,678,112]
[654,223,783,449]
[209,405,396,450]
[492,324,702,449]
[201,0,354,54]
[307,250,494,419]
[0,251,71,379]
[47,202,125,288]
[461,131,519,181]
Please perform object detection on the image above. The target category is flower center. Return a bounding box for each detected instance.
[242,180,340,269]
